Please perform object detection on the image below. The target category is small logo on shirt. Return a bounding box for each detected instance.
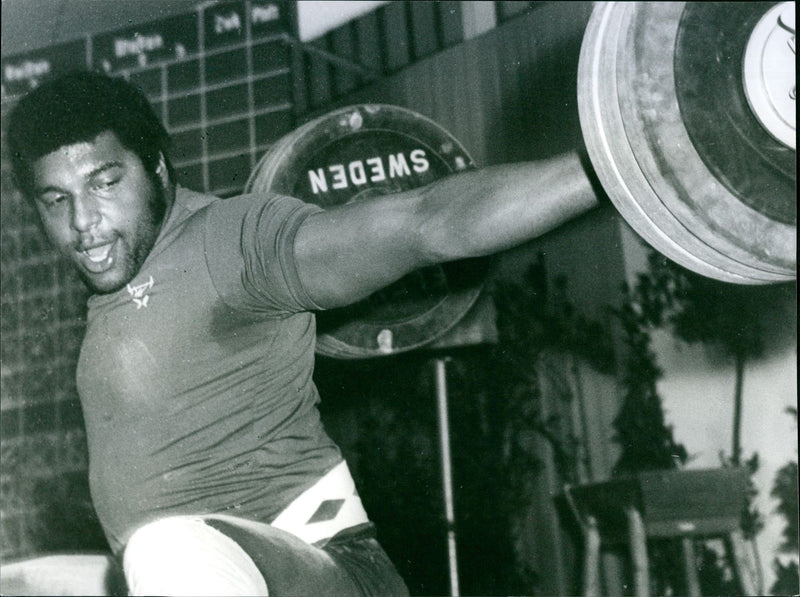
[127,276,154,309]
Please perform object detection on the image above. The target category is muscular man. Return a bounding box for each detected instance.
[6,71,598,596]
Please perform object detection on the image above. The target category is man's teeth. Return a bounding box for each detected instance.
[84,244,113,263]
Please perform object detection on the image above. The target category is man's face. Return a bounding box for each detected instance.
[31,131,169,294]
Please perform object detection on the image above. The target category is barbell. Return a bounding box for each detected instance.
[578,1,795,285]
[246,1,796,358]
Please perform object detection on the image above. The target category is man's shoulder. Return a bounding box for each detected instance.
[199,189,323,227]
[174,186,220,213]
[172,187,287,229]
[178,187,308,214]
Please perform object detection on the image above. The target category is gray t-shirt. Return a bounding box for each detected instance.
[77,187,343,554]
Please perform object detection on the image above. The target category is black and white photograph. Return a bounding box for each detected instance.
[0,1,796,595]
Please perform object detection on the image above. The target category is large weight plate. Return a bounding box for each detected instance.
[578,2,796,284]
[246,104,489,358]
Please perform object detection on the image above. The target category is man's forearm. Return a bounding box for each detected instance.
[416,151,600,263]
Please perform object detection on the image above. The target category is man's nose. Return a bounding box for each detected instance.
[70,194,101,232]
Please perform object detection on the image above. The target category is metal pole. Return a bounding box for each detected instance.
[434,357,459,596]
[626,506,650,597]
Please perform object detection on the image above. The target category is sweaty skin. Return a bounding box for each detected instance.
[31,131,172,295]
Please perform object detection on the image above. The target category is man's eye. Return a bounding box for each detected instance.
[40,194,67,207]
[95,177,119,190]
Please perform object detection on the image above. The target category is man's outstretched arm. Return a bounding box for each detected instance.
[293,150,599,309]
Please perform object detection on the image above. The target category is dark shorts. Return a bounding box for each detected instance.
[205,518,409,597]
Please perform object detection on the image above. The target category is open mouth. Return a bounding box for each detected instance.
[78,240,117,274]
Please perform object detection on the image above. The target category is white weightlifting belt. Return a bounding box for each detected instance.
[270,460,370,546]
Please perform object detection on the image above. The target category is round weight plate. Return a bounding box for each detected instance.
[578,2,796,284]
[675,2,795,223]
[742,2,796,150]
[246,104,489,358]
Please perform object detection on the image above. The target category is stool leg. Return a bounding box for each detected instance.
[626,507,650,597]
[583,516,601,597]
[681,537,701,597]
[728,529,757,595]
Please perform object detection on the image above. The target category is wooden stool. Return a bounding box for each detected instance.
[565,468,755,597]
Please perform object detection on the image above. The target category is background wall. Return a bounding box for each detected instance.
[0,0,387,51]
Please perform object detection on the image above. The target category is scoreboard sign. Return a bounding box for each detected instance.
[2,38,89,98]
[2,0,296,197]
